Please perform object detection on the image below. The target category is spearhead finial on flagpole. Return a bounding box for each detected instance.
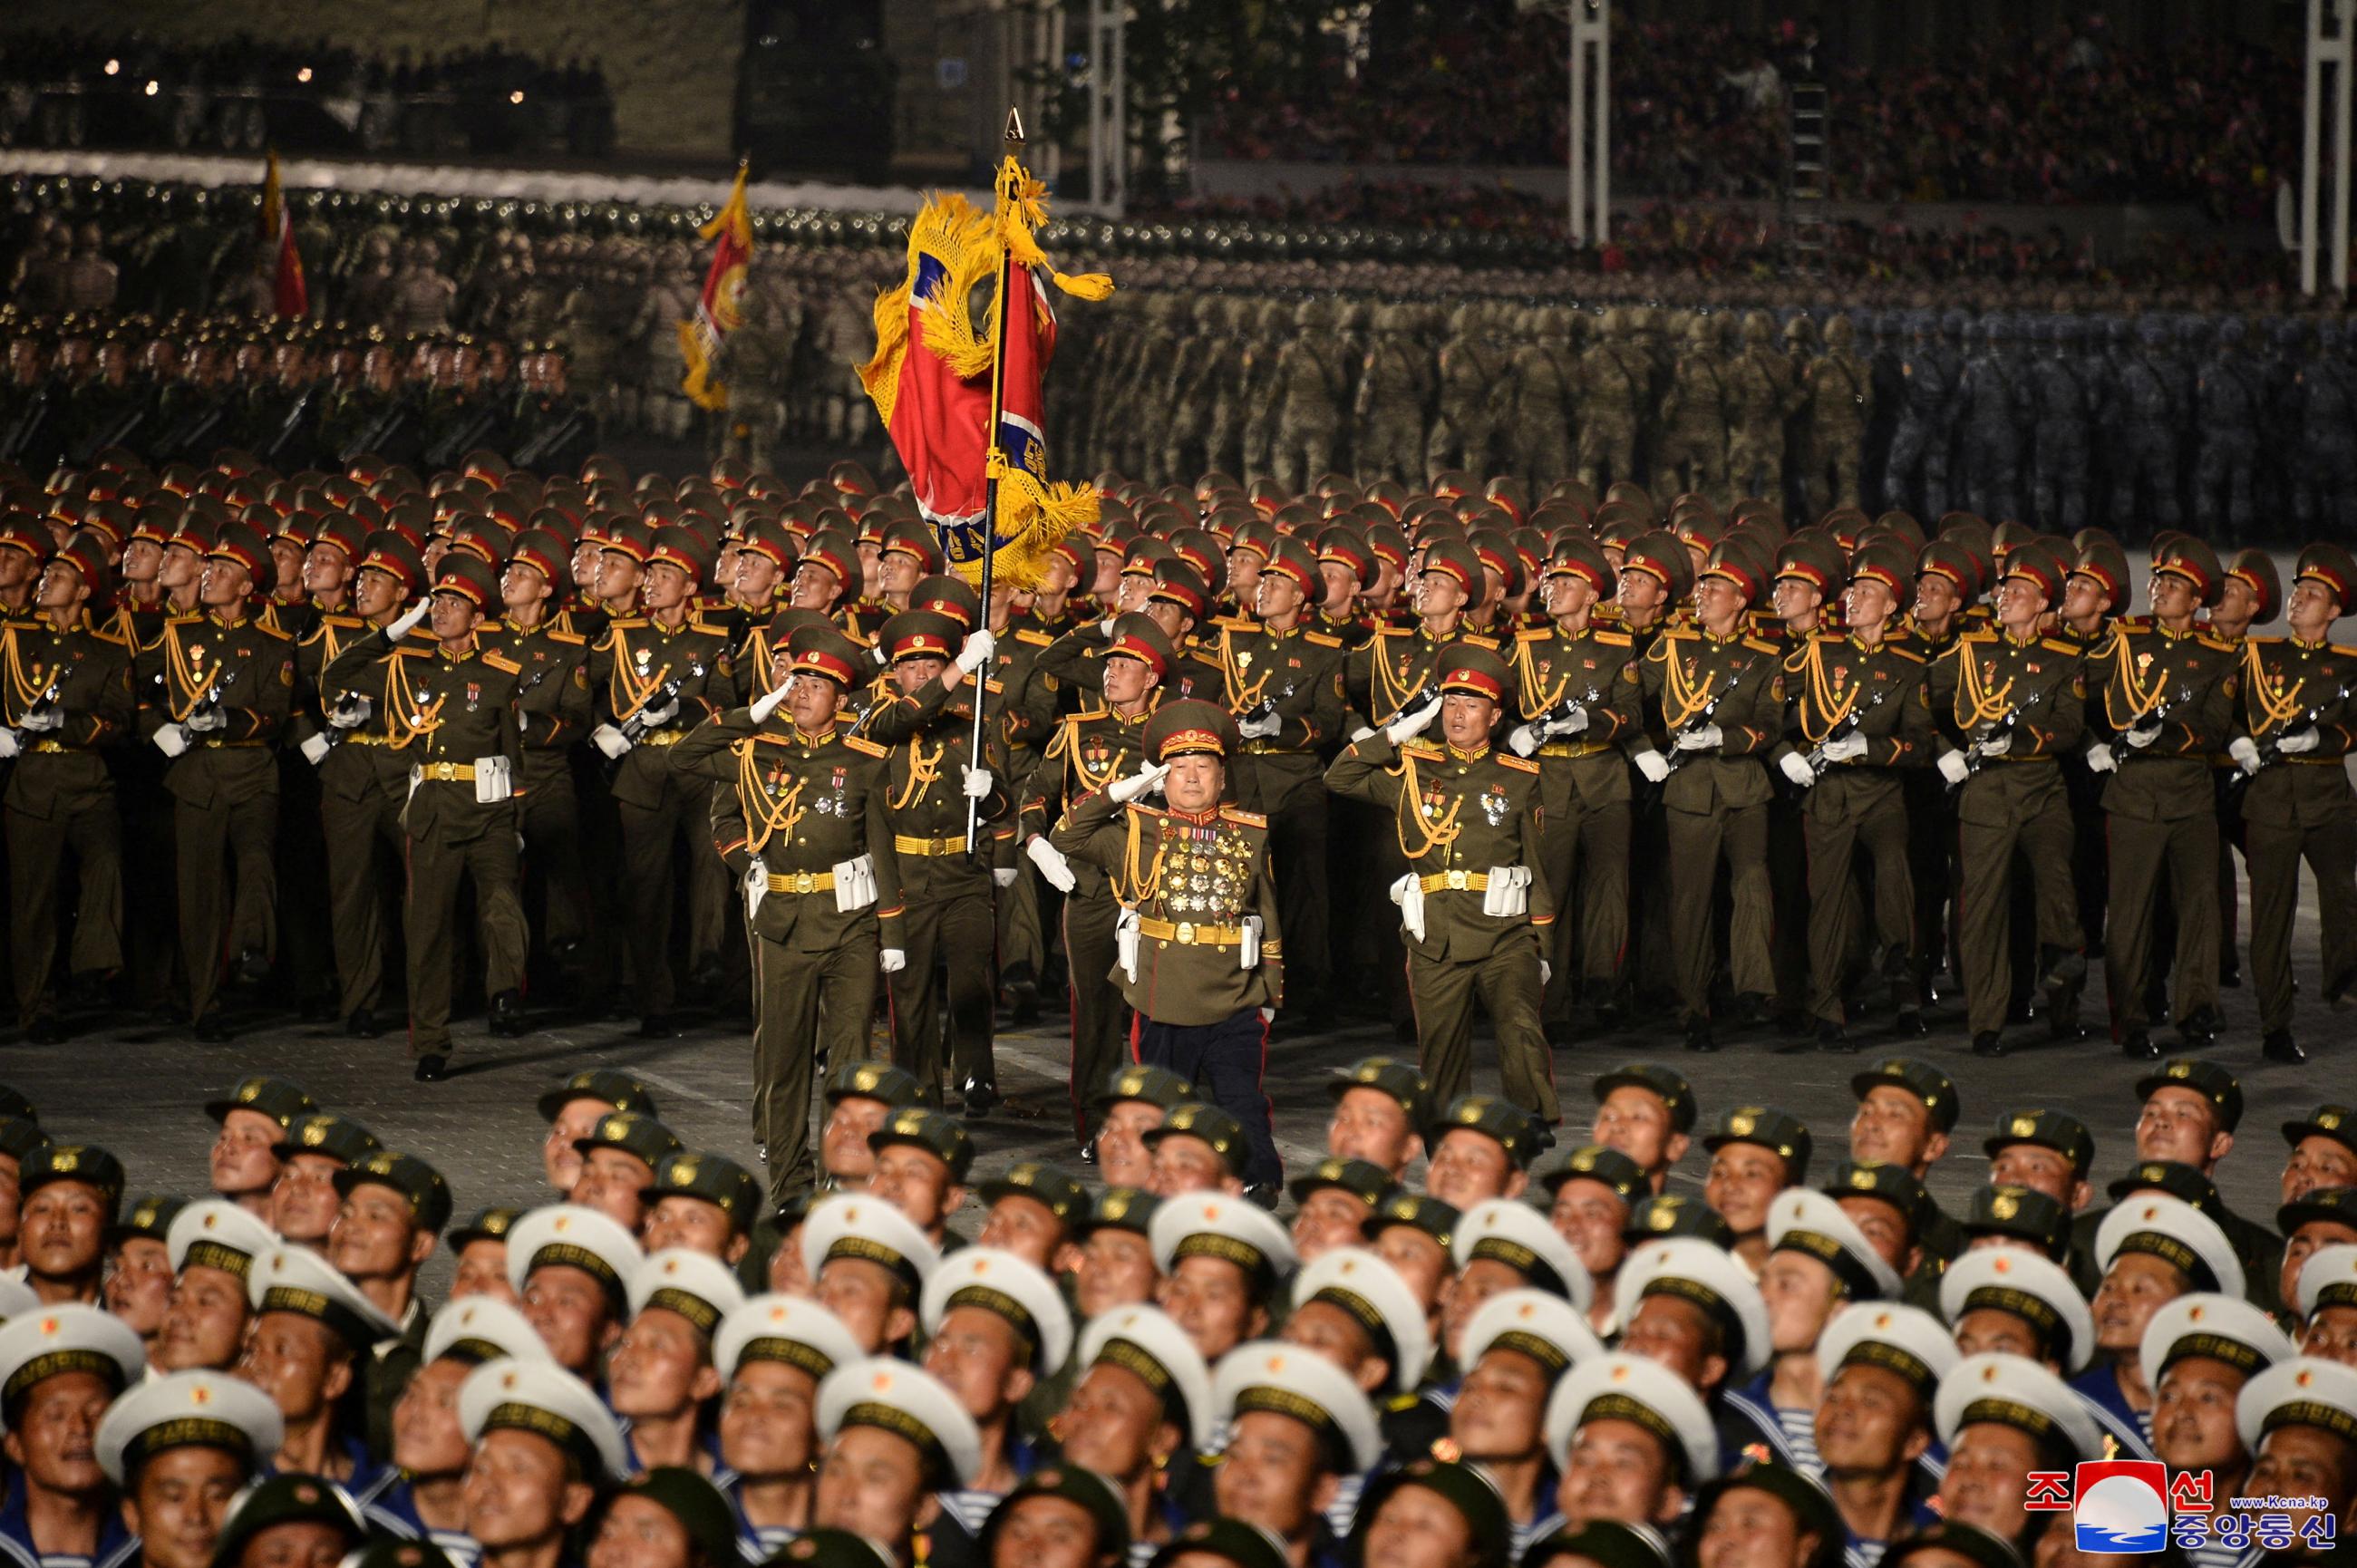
[1004,107,1026,154]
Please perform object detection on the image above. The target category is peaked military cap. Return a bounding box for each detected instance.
[868,1106,975,1183]
[627,1249,747,1337]
[20,1142,124,1207]
[1963,1185,2070,1257]
[1430,1095,1546,1169]
[1934,1351,2102,1461]
[1326,1057,1428,1123]
[272,1114,379,1166]
[535,1068,659,1122]
[208,1475,364,1568]
[422,1297,549,1367]
[2138,1292,2296,1393]
[1982,1108,2096,1176]
[248,1244,399,1351]
[1141,1102,1249,1178]
[1543,1351,1719,1483]
[1591,1064,1697,1133]
[800,1194,940,1296]
[459,1359,630,1480]
[1849,1057,1959,1133]
[920,1247,1073,1378]
[1150,1191,1295,1283]
[94,1370,279,1486]
[203,1076,315,1128]
[447,1205,521,1254]
[109,1194,188,1246]
[1701,1105,1812,1180]
[1771,1188,1901,1300]
[505,1205,645,1303]
[1094,1063,1198,1115]
[2136,1058,2244,1131]
[816,1357,982,1487]
[1939,1248,2095,1373]
[639,1150,761,1236]
[2284,1104,2357,1159]
[2096,1193,2243,1297]
[1072,1186,1159,1239]
[2106,1158,2225,1214]
[334,1150,452,1235]
[1622,1192,1733,1248]
[1541,1144,1646,1204]
[1287,1157,1392,1213]
[823,1059,927,1108]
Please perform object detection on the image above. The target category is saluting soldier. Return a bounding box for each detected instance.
[1627,541,1788,1052]
[1926,539,2090,1059]
[2086,536,2240,1059]
[671,622,905,1208]
[587,526,735,1037]
[1020,615,1177,1156]
[1052,699,1285,1198]
[1509,533,1643,1037]
[325,555,527,1082]
[1774,540,1935,1049]
[1,534,133,1042]
[1215,535,1348,1011]
[137,521,296,1041]
[861,609,1010,1111]
[2226,543,2357,1064]
[1328,643,1556,1127]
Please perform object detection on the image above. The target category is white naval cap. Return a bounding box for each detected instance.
[1815,1302,1960,1399]
[2094,1192,2244,1299]
[247,1244,400,1351]
[1076,1303,1217,1452]
[1938,1247,2097,1375]
[1933,1351,2102,1462]
[1451,1199,1594,1313]
[817,1356,985,1488]
[799,1194,943,1295]
[503,1204,645,1302]
[94,1370,282,1485]
[2294,1243,2357,1321]
[1211,1339,1382,1476]
[716,1293,865,1386]
[1149,1190,1296,1282]
[0,1302,144,1412]
[0,1273,35,1321]
[920,1245,1074,1379]
[1459,1288,1605,1385]
[166,1199,280,1281]
[627,1247,749,1337]
[1542,1351,1719,1484]
[422,1296,550,1368]
[458,1358,630,1481]
[1768,1188,1902,1301]
[1617,1235,1773,1378]
[2138,1292,2298,1395]
[2235,1355,2357,1453]
[1289,1246,1432,1392]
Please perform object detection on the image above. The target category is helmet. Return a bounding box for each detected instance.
[1741,312,1773,345]
[1823,315,1856,348]
[1599,307,1631,338]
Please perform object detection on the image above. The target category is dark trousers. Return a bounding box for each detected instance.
[322,782,404,1019]
[177,791,276,1022]
[404,818,527,1056]
[888,873,996,1097]
[1063,890,1126,1142]
[7,799,122,1023]
[1134,1005,1280,1188]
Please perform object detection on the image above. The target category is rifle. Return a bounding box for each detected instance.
[259,383,319,463]
[2228,681,2352,799]
[606,660,706,767]
[339,391,416,466]
[159,400,226,462]
[1950,688,2046,791]
[512,403,587,469]
[0,385,53,463]
[423,401,500,470]
[1804,691,1886,777]
[68,395,148,466]
[1661,676,1733,776]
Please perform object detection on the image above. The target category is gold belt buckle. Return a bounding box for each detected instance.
[1176,922,1196,944]
[1446,869,1469,889]
[793,872,816,894]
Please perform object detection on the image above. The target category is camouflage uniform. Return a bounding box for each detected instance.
[1655,318,1731,503]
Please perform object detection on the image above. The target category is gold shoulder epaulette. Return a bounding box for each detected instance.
[1213,614,1256,632]
[1886,644,1925,664]
[547,627,585,645]
[609,616,647,630]
[167,613,201,625]
[1465,633,1501,650]
[1495,753,1540,775]
[1592,628,1632,646]
[1517,627,1551,644]
[2041,637,2081,655]
[840,734,888,758]
[89,618,131,647]
[1303,630,1342,648]
[1742,636,1779,654]
[318,613,363,629]
[253,619,292,642]
[482,652,522,675]
[1219,805,1268,828]
[2197,632,2234,652]
[1015,628,1052,647]
[1400,740,1443,759]
[1072,704,1109,724]
[1960,628,1994,644]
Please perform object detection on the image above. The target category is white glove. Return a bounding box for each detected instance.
[1548,705,1590,737]
[2229,736,2263,776]
[2085,742,2117,773]
[1634,749,1672,784]
[1349,725,1377,743]
[2278,726,2321,755]
[954,629,996,674]
[1237,711,1281,740]
[0,731,17,760]
[1385,697,1440,746]
[1259,1006,1275,1025]
[1936,750,1971,786]
[186,705,228,733]
[1026,836,1077,893]
[327,694,372,730]
[152,724,189,758]
[298,731,333,766]
[1824,731,1869,763]
[1779,752,1817,788]
[1979,731,2012,758]
[1539,960,1552,987]
[1674,722,1722,752]
[992,867,1017,888]
[748,682,791,725]
[961,764,993,799]
[639,697,680,729]
[389,598,432,638]
[1507,723,1541,758]
[1107,763,1169,805]
[590,723,633,760]
[19,705,61,734]
[1095,615,1118,639]
[879,949,907,974]
[2124,720,2163,750]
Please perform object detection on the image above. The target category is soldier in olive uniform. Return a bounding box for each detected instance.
[325,555,527,1080]
[138,522,296,1040]
[1216,537,1348,1010]
[1926,540,2090,1057]
[861,610,1009,1110]
[673,622,905,1206]
[485,528,596,983]
[1508,535,1641,1035]
[588,528,735,1035]
[2086,537,2239,1059]
[1052,699,1285,1195]
[1,536,133,1040]
[1627,542,1788,1051]
[2226,544,2357,1063]
[1327,644,1556,1125]
[1774,542,1934,1047]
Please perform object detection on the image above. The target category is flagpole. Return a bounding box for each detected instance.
[967,107,1025,853]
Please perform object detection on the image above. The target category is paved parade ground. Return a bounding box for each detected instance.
[11,845,2346,1295]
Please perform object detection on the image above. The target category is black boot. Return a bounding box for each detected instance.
[414,1053,451,1082]
[2120,1031,2159,1060]
[2262,1030,2306,1064]
[1973,1031,2008,1058]
[490,989,528,1037]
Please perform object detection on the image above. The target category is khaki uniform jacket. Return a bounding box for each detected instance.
[1051,789,1282,1025]
[1781,631,1935,818]
[298,613,415,804]
[482,614,594,790]
[326,626,524,840]
[136,610,296,808]
[1214,619,1350,751]
[2235,635,2357,830]
[588,615,735,808]
[1019,698,1161,900]
[2088,622,2239,823]
[1325,731,1554,963]
[0,613,133,820]
[1635,625,1786,812]
[672,709,907,953]
[1925,629,2089,828]
[1344,623,1505,727]
[1514,620,1643,809]
[853,676,1015,886]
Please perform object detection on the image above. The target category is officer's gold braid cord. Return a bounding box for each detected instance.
[1956,647,2015,730]
[1392,750,1463,860]
[1659,640,1727,731]
[888,737,943,810]
[1516,638,1568,711]
[1219,632,1269,709]
[383,656,449,751]
[1118,811,1169,905]
[2242,639,2306,736]
[2104,632,2171,730]
[732,739,806,854]
[1799,640,1861,743]
[1372,636,1428,715]
[163,626,224,724]
[610,635,674,721]
[2,632,53,711]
